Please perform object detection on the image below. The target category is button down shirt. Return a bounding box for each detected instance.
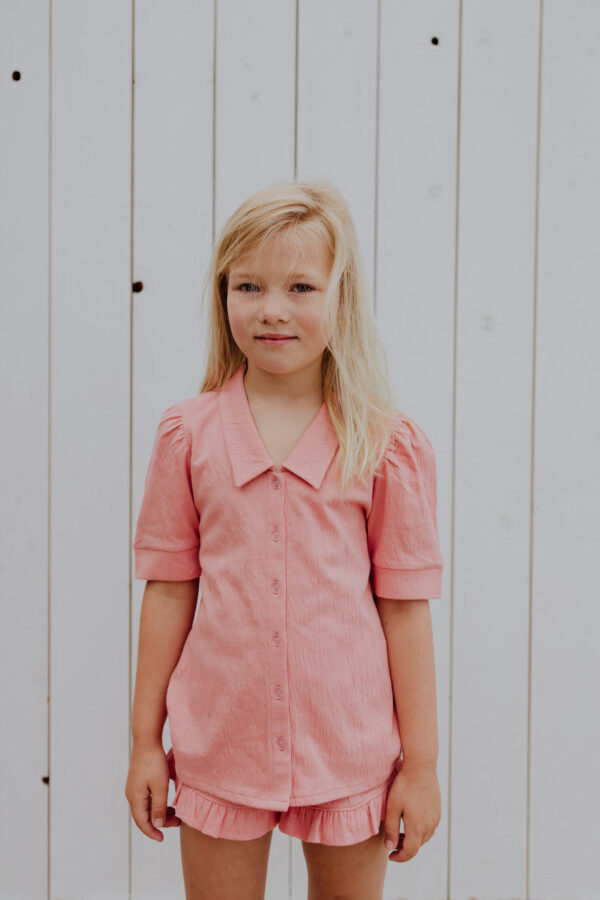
[133,362,444,809]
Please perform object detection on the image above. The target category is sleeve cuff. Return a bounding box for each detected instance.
[134,546,201,581]
[372,564,443,599]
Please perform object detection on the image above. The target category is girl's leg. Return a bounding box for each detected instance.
[179,820,274,900]
[301,819,388,900]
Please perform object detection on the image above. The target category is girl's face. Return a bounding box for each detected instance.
[226,226,333,380]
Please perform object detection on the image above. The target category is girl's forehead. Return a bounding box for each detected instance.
[232,228,331,276]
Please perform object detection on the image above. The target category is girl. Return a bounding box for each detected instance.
[125,179,444,900]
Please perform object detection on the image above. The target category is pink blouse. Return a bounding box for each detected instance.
[133,362,443,810]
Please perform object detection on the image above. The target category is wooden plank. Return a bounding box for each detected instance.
[0,1,49,897]
[215,0,296,236]
[531,2,600,897]
[298,0,379,291]
[450,2,540,897]
[378,1,458,894]
[50,1,132,896]
[294,1,379,894]
[131,1,215,896]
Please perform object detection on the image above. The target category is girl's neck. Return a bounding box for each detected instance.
[242,359,324,409]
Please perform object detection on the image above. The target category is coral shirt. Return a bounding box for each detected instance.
[133,362,444,810]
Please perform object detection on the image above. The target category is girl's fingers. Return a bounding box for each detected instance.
[150,782,170,835]
[130,787,164,841]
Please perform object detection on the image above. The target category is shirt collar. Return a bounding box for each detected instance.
[219,362,339,489]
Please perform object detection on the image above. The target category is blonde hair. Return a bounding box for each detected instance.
[199,178,404,495]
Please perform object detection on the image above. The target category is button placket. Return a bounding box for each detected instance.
[266,468,291,793]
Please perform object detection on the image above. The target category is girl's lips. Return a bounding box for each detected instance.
[256,336,297,346]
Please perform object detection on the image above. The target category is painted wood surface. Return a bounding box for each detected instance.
[1,1,598,898]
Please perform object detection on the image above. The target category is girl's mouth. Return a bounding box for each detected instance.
[256,336,297,347]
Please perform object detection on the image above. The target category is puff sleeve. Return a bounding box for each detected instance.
[133,404,201,581]
[366,415,443,599]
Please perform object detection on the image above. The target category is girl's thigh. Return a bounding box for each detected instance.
[179,819,274,900]
[302,819,389,900]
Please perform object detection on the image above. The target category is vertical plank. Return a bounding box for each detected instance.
[132,0,215,894]
[215,2,297,896]
[451,2,540,898]
[378,2,458,896]
[215,0,296,236]
[294,3,379,894]
[0,2,49,897]
[298,0,378,290]
[531,2,600,897]
[51,1,132,896]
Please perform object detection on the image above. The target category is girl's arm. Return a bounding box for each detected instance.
[131,578,199,745]
[375,596,439,767]
[375,595,442,861]
[126,578,199,841]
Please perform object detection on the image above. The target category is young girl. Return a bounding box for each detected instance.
[125,179,444,900]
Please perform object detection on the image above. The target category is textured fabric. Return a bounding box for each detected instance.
[134,361,443,812]
[166,747,402,845]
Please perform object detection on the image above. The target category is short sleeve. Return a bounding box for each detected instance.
[133,404,201,581]
[366,415,443,599]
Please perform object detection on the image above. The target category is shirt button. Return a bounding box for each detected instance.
[272,527,280,541]
[274,685,284,699]
[272,579,280,593]
[277,736,285,751]
[272,632,281,646]
[272,476,281,490]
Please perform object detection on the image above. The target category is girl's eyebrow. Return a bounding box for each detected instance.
[230,271,319,281]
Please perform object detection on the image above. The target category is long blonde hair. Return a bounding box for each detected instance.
[199,178,403,495]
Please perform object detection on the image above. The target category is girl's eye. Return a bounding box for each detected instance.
[236,282,314,294]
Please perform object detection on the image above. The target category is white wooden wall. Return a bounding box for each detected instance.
[1,1,599,898]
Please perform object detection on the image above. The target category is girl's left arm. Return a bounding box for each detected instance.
[375,595,442,861]
[376,596,439,766]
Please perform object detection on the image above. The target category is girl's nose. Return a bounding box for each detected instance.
[260,291,289,314]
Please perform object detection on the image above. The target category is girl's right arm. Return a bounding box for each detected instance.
[125,577,199,841]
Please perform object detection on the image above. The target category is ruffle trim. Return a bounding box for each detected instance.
[166,748,397,846]
[278,784,390,845]
[173,779,278,841]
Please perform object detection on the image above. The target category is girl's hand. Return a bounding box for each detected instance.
[125,741,181,841]
[383,760,441,862]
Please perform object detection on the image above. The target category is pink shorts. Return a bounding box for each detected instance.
[167,750,402,847]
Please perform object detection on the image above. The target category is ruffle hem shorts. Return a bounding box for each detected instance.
[166,749,402,847]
